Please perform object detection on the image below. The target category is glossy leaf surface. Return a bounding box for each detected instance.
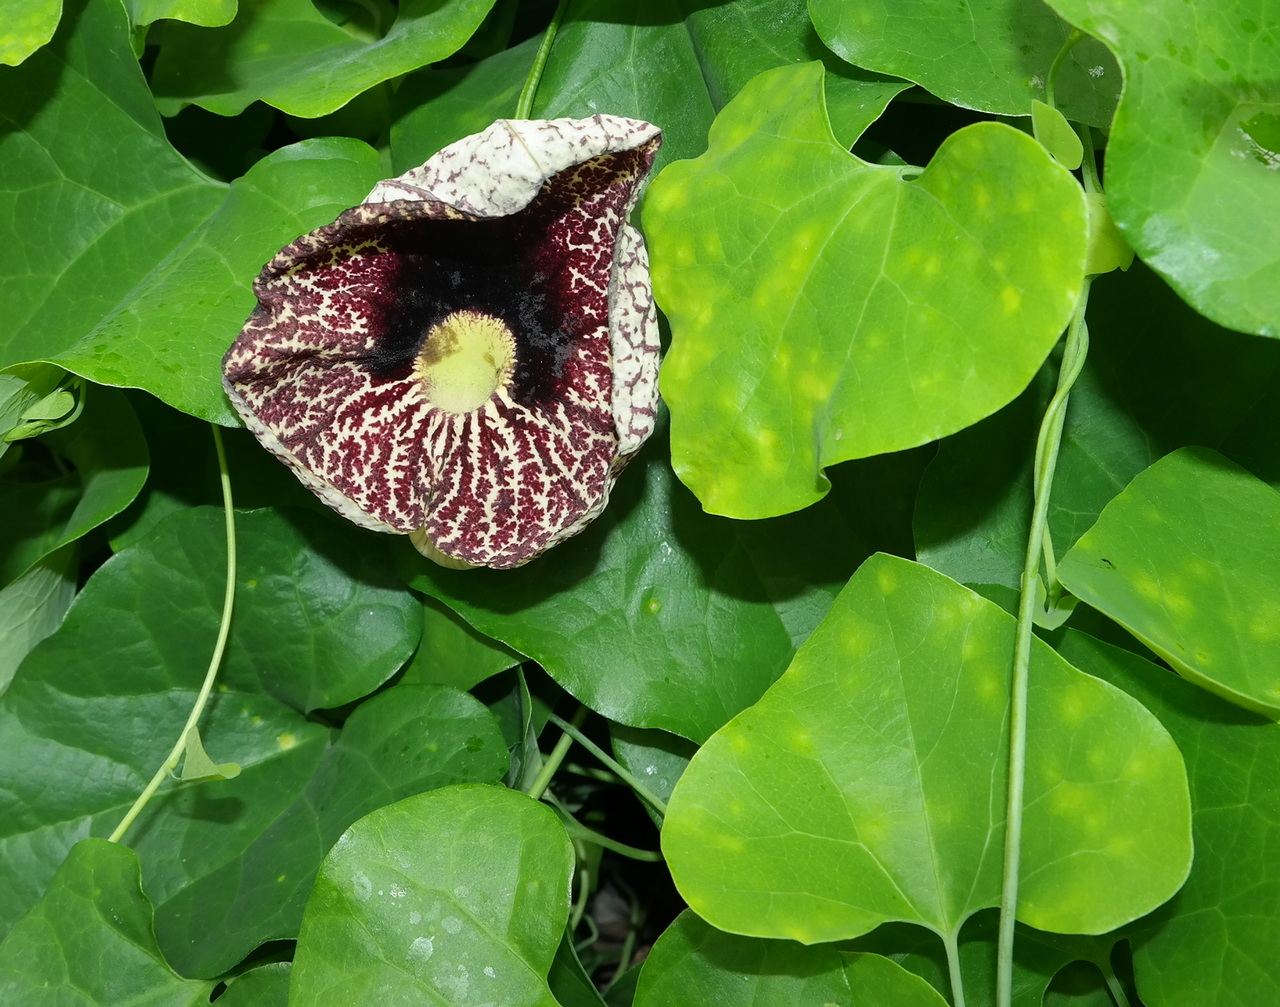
[0,0,223,376]
[1059,447,1280,716]
[402,425,869,743]
[1047,0,1280,335]
[57,137,382,426]
[663,554,1191,941]
[635,910,948,1006]
[290,785,571,1005]
[810,0,1120,126]
[151,0,497,117]
[0,506,503,979]
[0,839,213,1005]
[647,61,1087,518]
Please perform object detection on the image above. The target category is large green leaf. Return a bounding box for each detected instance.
[57,137,382,426]
[915,262,1280,590]
[0,839,213,1005]
[646,61,1087,518]
[809,0,1119,126]
[0,0,223,374]
[229,508,421,712]
[1058,447,1280,717]
[635,910,948,1006]
[1047,0,1280,336]
[151,682,508,977]
[0,505,500,977]
[663,554,1191,943]
[1057,630,1280,1007]
[290,784,571,1005]
[0,385,148,586]
[150,0,497,117]
[400,422,869,744]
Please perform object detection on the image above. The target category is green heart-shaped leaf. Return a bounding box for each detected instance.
[1058,446,1280,717]
[1046,0,1280,336]
[291,784,570,1005]
[646,61,1087,518]
[663,554,1191,942]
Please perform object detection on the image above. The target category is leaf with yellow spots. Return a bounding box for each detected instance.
[1059,446,1280,718]
[646,61,1089,518]
[662,554,1190,949]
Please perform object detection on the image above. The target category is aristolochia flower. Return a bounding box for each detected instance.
[223,116,663,569]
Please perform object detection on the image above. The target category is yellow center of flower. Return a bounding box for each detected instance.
[415,310,516,414]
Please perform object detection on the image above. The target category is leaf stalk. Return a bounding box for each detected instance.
[109,424,238,844]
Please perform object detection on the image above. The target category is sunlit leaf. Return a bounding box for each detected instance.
[1032,99,1084,169]
[1058,630,1280,1007]
[150,0,497,117]
[664,554,1191,943]
[635,910,949,1006]
[0,839,214,1005]
[1059,447,1280,717]
[1047,0,1280,335]
[646,61,1087,518]
[810,0,1119,126]
[0,0,60,66]
[291,784,570,1005]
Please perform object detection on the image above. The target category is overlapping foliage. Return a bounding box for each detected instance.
[1,0,1277,1004]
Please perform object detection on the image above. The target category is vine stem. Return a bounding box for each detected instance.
[995,290,1091,1003]
[546,710,668,817]
[514,0,570,119]
[525,704,589,801]
[109,425,237,844]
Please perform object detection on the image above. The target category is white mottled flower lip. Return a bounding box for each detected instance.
[222,116,663,570]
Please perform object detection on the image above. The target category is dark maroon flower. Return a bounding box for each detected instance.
[223,116,662,568]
